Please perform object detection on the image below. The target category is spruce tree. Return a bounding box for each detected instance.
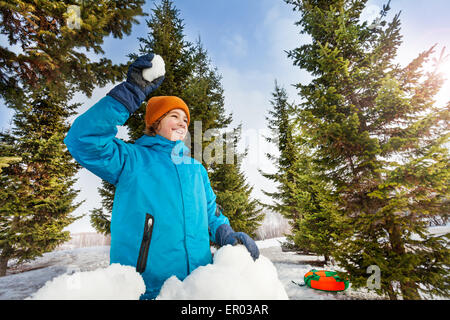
[259,82,302,223]
[183,37,233,167]
[125,1,232,144]
[0,0,145,107]
[285,0,449,299]
[290,152,341,263]
[0,0,147,275]
[0,89,81,276]
[186,40,258,234]
[90,181,114,235]
[260,82,339,261]
[209,125,264,238]
[184,38,256,235]
[124,0,194,141]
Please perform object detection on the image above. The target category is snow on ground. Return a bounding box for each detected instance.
[24,244,287,300]
[4,224,449,300]
[0,236,386,300]
[0,246,110,300]
[259,245,383,300]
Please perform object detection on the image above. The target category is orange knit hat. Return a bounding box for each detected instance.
[145,96,190,127]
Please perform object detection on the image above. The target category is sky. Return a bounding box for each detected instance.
[1,0,449,233]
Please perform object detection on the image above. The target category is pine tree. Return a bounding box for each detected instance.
[0,0,147,275]
[125,1,233,144]
[209,125,264,238]
[0,0,145,107]
[260,82,339,261]
[259,82,301,223]
[285,0,449,299]
[90,181,114,235]
[186,40,259,234]
[183,37,233,167]
[0,89,81,276]
[290,153,341,263]
[124,0,194,141]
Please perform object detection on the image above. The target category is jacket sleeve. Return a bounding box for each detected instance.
[64,95,133,185]
[200,165,230,244]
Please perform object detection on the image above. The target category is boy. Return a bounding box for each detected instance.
[64,54,259,299]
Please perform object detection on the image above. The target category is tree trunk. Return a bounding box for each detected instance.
[0,243,13,277]
[386,282,397,300]
[0,255,9,277]
[389,223,421,300]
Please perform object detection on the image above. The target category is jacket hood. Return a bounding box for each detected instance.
[135,134,191,159]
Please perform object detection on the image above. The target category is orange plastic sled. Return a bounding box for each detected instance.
[303,269,349,292]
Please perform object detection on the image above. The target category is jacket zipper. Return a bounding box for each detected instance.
[136,213,154,274]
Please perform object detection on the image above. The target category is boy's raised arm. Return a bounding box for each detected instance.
[64,54,165,185]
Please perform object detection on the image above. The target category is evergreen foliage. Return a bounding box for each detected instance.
[285,0,450,299]
[89,180,114,235]
[0,0,146,276]
[0,90,82,276]
[260,82,301,222]
[184,37,233,167]
[209,125,263,237]
[0,156,22,173]
[124,0,194,141]
[261,82,339,262]
[0,0,145,107]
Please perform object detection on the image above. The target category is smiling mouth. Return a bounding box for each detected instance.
[172,128,185,135]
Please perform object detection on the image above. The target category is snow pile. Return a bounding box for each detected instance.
[142,54,165,82]
[27,264,145,300]
[156,245,288,300]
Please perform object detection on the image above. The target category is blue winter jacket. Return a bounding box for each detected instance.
[64,95,230,299]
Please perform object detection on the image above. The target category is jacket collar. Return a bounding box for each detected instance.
[135,134,190,158]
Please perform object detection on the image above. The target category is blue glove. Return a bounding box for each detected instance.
[215,224,260,261]
[107,53,164,114]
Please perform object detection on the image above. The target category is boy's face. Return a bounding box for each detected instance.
[156,108,188,141]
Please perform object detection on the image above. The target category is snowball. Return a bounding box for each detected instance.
[156,245,288,300]
[142,54,165,82]
[27,264,145,300]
